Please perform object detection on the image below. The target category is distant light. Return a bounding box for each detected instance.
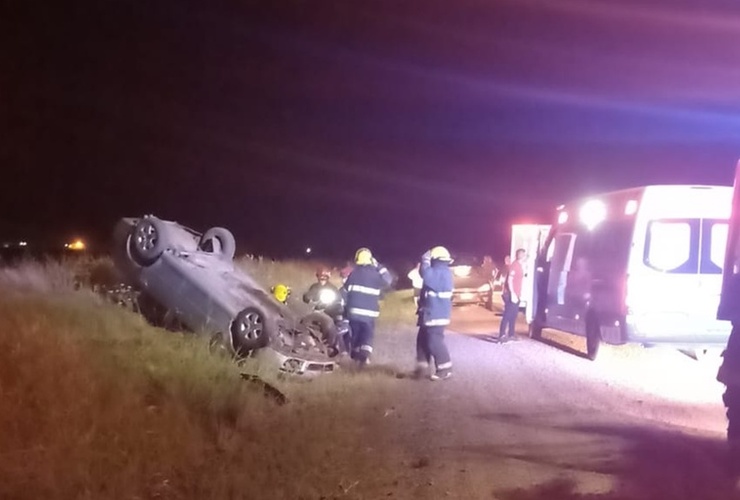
[557,211,569,224]
[18,241,27,247]
[625,199,638,216]
[2,243,9,249]
[305,247,312,255]
[579,200,607,230]
[66,239,86,251]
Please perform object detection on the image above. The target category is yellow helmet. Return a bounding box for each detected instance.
[354,247,373,265]
[430,246,452,262]
[271,283,291,303]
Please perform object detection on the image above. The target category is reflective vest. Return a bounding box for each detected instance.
[418,261,453,327]
[344,264,392,322]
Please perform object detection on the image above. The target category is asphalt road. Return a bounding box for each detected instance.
[385,304,736,498]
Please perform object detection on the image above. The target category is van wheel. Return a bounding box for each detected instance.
[529,321,543,340]
[586,317,601,360]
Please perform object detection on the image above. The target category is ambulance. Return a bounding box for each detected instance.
[529,184,733,360]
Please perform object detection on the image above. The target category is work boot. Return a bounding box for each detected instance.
[430,368,453,381]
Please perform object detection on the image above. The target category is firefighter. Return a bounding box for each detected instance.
[343,247,393,365]
[303,267,342,316]
[414,246,454,381]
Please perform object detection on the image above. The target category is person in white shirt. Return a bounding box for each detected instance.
[407,263,423,306]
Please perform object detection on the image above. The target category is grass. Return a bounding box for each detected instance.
[237,255,417,326]
[0,259,414,500]
[236,256,341,296]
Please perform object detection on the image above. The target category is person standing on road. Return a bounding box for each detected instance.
[498,249,526,342]
[343,247,393,366]
[414,246,454,381]
[718,327,740,472]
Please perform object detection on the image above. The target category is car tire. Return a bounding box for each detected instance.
[586,315,601,361]
[129,217,169,266]
[231,307,270,355]
[300,312,339,356]
[529,320,543,340]
[199,227,236,261]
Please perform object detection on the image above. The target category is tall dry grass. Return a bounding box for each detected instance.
[0,260,411,499]
[235,255,342,293]
[0,255,122,293]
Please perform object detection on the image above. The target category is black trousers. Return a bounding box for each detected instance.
[499,297,519,338]
[722,322,740,442]
[349,319,375,362]
[416,325,452,371]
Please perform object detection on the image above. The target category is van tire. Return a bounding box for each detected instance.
[529,321,543,340]
[586,316,601,360]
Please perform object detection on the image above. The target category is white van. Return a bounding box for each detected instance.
[529,185,732,360]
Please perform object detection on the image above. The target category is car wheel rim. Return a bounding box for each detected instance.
[135,222,158,252]
[240,312,263,340]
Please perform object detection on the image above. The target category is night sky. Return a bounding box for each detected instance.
[2,0,739,260]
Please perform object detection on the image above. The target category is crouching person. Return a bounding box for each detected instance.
[344,247,393,366]
[414,246,454,381]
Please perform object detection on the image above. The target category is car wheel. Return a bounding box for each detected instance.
[231,307,270,355]
[586,315,601,361]
[199,227,236,261]
[300,311,339,356]
[129,217,169,266]
[529,320,543,340]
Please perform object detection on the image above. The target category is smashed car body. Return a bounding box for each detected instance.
[112,215,336,375]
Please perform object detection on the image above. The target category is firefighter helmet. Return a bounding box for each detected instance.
[430,246,452,262]
[354,247,373,265]
[271,283,291,303]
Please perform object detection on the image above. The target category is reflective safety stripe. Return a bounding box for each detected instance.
[425,318,450,326]
[347,284,381,296]
[437,361,453,370]
[427,290,452,299]
[360,345,374,353]
[349,307,380,318]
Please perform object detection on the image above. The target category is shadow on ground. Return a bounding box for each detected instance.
[464,412,738,499]
[533,335,591,360]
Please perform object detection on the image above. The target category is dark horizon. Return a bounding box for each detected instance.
[2,0,738,262]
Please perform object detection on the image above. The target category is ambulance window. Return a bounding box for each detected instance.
[644,219,699,274]
[545,236,556,262]
[700,220,728,274]
[551,233,576,272]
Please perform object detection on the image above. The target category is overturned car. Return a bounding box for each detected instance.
[112,215,337,375]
